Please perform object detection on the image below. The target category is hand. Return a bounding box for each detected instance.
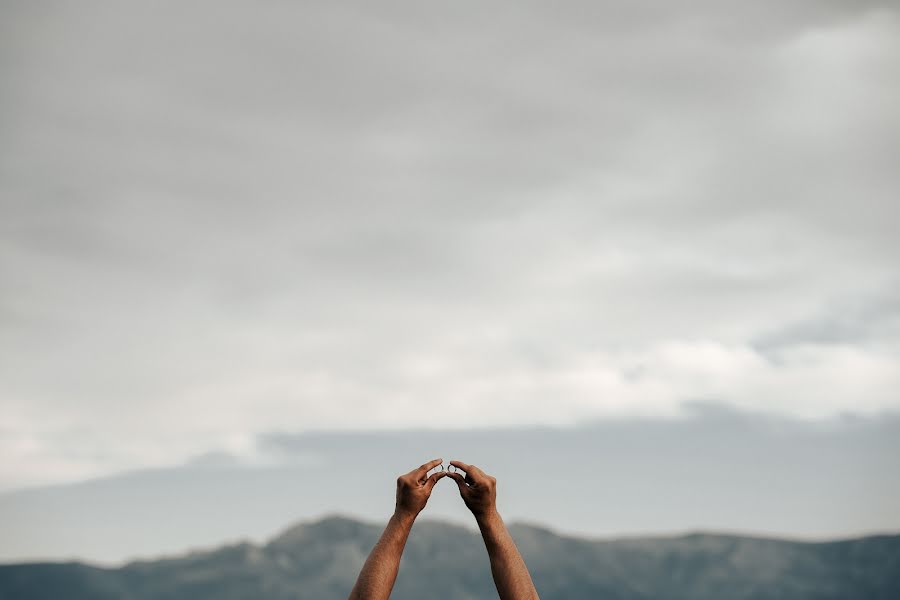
[447,460,497,519]
[394,458,447,519]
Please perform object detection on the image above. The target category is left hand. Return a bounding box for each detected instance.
[395,458,447,518]
[446,460,498,519]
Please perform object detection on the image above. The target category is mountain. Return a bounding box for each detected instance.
[1,516,898,599]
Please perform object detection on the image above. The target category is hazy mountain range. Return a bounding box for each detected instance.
[1,515,898,599]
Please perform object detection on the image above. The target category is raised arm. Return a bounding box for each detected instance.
[347,458,446,600]
[447,461,541,600]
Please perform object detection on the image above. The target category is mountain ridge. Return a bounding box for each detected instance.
[2,515,898,599]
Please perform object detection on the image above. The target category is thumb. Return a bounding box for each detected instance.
[425,471,446,492]
[447,472,468,496]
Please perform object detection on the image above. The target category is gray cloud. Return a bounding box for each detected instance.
[1,0,899,490]
[1,408,898,564]
[754,286,900,350]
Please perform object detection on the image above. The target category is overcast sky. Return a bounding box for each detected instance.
[1,0,899,528]
[2,409,899,564]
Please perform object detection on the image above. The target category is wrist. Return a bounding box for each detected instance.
[392,508,418,527]
[473,508,501,529]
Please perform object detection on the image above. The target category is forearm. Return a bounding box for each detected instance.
[348,511,416,600]
[476,510,540,600]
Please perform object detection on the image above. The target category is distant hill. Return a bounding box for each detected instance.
[1,516,898,599]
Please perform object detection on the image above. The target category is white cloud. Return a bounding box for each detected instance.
[1,1,898,491]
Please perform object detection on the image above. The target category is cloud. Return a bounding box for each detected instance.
[2,409,899,563]
[0,0,898,491]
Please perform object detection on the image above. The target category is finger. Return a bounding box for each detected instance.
[450,460,486,483]
[425,471,446,491]
[413,458,443,481]
[449,460,472,473]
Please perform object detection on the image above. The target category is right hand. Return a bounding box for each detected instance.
[447,460,497,518]
[394,458,447,519]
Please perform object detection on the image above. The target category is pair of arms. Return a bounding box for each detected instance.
[347,459,540,600]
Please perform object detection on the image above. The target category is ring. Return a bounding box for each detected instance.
[448,464,457,474]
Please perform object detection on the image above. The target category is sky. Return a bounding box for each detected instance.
[1,408,899,564]
[1,0,899,560]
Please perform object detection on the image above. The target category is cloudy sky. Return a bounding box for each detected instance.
[1,0,899,559]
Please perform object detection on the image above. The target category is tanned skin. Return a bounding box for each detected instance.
[446,460,541,600]
[348,458,541,600]
[347,458,446,600]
